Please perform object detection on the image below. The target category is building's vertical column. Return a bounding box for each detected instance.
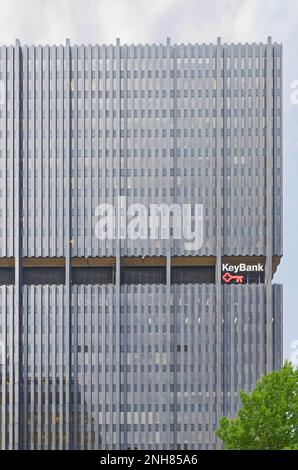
[100,44,107,447]
[171,37,178,450]
[215,37,223,446]
[1,45,8,258]
[79,45,86,449]
[221,41,228,420]
[115,37,121,449]
[94,284,100,448]
[164,37,173,449]
[93,45,100,448]
[1,285,7,450]
[87,45,92,258]
[276,44,283,256]
[273,284,283,369]
[265,37,273,373]
[251,43,258,255]
[71,43,79,449]
[44,285,49,449]
[36,284,42,449]
[44,45,50,449]
[272,42,283,372]
[65,38,72,448]
[121,42,128,450]
[58,285,64,449]
[165,254,172,447]
[36,44,43,449]
[44,45,50,259]
[0,45,7,450]
[86,45,92,449]
[37,45,43,259]
[0,47,6,449]
[51,46,58,449]
[79,284,84,449]
[14,39,22,450]
[87,285,92,448]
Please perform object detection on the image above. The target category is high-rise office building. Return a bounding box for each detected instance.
[0,37,282,449]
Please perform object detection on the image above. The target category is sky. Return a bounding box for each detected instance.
[0,0,297,361]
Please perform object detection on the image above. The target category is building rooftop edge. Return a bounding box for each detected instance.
[0,38,283,48]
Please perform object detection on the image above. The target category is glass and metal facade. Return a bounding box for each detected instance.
[0,38,282,449]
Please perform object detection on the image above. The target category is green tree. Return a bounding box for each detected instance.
[216,361,298,449]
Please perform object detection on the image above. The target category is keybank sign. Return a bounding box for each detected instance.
[221,262,265,284]
[222,263,264,273]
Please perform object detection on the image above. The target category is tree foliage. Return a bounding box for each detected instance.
[216,361,298,449]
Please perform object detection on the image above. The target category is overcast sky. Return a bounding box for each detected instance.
[0,0,297,361]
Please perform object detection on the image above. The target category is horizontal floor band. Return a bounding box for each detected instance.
[0,255,281,272]
[0,265,266,285]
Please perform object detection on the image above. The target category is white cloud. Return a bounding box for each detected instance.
[0,0,296,49]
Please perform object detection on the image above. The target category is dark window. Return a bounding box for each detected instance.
[0,268,14,284]
[23,267,65,285]
[171,266,215,284]
[72,267,113,284]
[121,266,166,284]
